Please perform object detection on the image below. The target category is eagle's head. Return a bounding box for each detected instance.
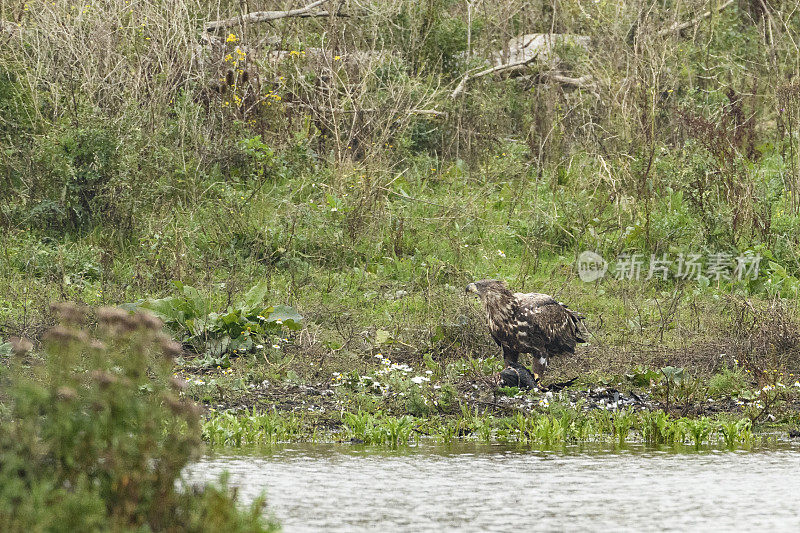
[466,279,512,302]
[466,279,503,297]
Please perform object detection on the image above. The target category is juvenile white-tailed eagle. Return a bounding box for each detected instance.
[466,279,587,388]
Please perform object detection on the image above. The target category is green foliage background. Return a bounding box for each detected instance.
[1,1,800,394]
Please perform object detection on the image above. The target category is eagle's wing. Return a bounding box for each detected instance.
[510,293,586,356]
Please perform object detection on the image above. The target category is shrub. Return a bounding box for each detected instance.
[707,366,748,398]
[0,304,276,532]
[136,280,303,369]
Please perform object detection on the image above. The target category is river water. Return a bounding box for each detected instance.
[183,442,800,532]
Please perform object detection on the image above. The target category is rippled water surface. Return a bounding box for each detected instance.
[183,442,800,532]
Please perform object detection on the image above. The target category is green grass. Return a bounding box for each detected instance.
[201,404,764,450]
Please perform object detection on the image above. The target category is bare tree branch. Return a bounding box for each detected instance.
[205,0,338,33]
[657,0,736,37]
[278,101,447,118]
[451,54,539,98]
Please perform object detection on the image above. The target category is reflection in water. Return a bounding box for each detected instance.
[183,442,800,532]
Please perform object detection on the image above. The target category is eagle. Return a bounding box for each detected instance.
[466,279,588,389]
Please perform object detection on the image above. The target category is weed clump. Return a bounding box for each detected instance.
[707,366,748,398]
[0,303,275,532]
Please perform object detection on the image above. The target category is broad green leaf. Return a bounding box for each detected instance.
[140,296,185,324]
[229,335,254,354]
[220,310,243,326]
[180,284,210,317]
[238,280,270,314]
[256,306,275,320]
[205,312,222,330]
[203,336,231,359]
[375,329,392,345]
[0,339,12,357]
[267,305,303,330]
[660,366,686,384]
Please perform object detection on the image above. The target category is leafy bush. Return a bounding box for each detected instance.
[708,366,748,398]
[135,281,302,368]
[0,304,276,531]
[27,125,123,233]
[0,338,11,357]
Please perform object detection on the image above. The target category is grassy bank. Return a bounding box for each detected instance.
[202,407,766,449]
[193,349,800,449]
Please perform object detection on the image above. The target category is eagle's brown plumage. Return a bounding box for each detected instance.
[467,279,587,387]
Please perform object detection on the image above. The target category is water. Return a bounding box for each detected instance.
[183,442,800,532]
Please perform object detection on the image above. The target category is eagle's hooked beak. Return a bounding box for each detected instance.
[466,282,477,295]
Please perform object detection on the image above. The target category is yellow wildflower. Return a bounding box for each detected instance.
[226,33,238,43]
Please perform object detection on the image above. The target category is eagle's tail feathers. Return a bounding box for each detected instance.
[563,305,589,343]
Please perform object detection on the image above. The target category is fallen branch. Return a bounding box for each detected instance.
[279,102,447,118]
[542,72,594,90]
[451,54,539,98]
[205,0,338,33]
[657,0,736,37]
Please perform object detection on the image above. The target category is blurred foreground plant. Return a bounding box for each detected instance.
[0,303,275,532]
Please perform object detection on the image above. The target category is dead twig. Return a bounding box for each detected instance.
[0,20,26,40]
[451,54,540,98]
[205,0,343,33]
[656,0,736,38]
[278,101,447,118]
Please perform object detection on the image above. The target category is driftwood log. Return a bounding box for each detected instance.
[452,33,592,98]
[490,33,591,68]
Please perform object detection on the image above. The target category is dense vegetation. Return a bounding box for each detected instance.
[2,0,800,521]
[0,306,275,531]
